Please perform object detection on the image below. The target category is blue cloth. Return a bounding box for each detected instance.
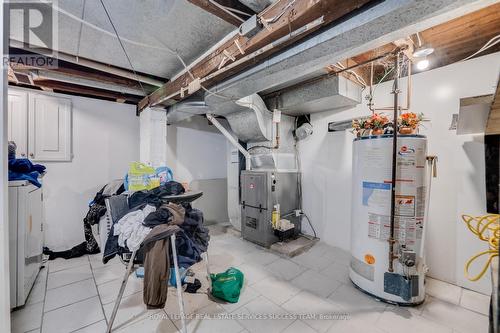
[9,170,42,187]
[175,230,203,268]
[8,158,46,188]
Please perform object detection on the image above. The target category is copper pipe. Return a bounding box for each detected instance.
[371,53,412,113]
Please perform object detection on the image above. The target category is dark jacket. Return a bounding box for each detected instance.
[142,203,185,227]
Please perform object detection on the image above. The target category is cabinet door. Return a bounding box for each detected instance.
[8,90,28,158]
[28,94,72,161]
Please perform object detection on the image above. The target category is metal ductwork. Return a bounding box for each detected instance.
[238,0,276,13]
[225,94,272,142]
[201,92,272,142]
[166,0,493,125]
[204,0,494,113]
[167,0,495,141]
[166,99,209,124]
[264,75,362,115]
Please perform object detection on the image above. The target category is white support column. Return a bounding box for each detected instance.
[0,2,11,332]
[140,107,167,168]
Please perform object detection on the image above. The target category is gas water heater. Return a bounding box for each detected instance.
[350,135,427,305]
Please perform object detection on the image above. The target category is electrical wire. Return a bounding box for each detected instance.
[333,62,367,88]
[99,0,146,95]
[302,212,317,239]
[262,0,296,23]
[416,31,423,47]
[52,1,239,101]
[75,0,86,61]
[369,66,394,102]
[217,4,252,17]
[208,0,245,23]
[461,214,499,281]
[461,34,500,62]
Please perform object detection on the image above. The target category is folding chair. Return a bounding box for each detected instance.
[104,191,210,333]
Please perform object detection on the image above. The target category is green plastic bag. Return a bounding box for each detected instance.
[210,267,244,303]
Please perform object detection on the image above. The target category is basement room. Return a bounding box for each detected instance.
[1,0,500,332]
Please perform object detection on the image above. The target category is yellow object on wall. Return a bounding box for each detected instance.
[461,214,499,281]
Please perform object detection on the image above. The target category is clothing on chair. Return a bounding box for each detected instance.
[114,205,155,251]
[102,179,125,197]
[85,181,125,226]
[175,230,203,268]
[165,203,186,225]
[142,203,185,227]
[84,204,107,227]
[181,205,209,253]
[142,224,180,309]
[128,181,185,208]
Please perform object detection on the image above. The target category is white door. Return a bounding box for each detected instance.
[28,94,72,161]
[8,90,28,158]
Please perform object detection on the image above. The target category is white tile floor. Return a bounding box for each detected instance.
[11,225,490,333]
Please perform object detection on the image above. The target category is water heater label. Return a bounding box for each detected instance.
[395,195,415,217]
[356,138,426,246]
[367,213,416,244]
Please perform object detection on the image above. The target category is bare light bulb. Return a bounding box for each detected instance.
[416,58,429,71]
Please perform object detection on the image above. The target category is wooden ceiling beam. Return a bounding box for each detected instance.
[11,65,145,92]
[139,0,374,112]
[333,2,500,86]
[187,0,255,26]
[13,79,142,104]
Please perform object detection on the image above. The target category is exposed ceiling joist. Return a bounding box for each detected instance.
[26,69,146,96]
[12,79,142,104]
[9,40,166,87]
[11,67,147,96]
[280,1,500,99]
[138,0,374,112]
[187,0,255,26]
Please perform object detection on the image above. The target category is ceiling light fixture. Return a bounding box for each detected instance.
[413,46,434,58]
[412,32,434,58]
[416,58,430,71]
[412,32,433,71]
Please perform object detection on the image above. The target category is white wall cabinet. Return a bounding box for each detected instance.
[28,93,72,161]
[7,89,72,162]
[8,90,28,158]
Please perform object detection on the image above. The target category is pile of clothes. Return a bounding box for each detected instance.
[101,180,209,308]
[45,177,209,308]
[44,180,126,259]
[102,181,209,264]
[8,141,46,187]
